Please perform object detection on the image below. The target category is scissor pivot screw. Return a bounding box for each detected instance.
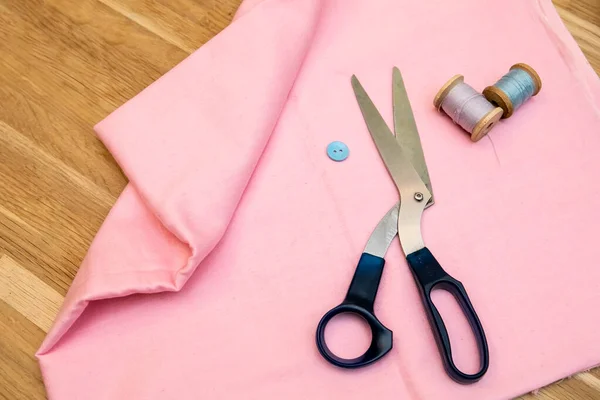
[414,192,424,202]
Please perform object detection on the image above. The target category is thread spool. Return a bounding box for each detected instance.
[434,75,503,142]
[483,63,541,118]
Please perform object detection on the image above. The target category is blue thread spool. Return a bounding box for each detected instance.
[483,63,542,118]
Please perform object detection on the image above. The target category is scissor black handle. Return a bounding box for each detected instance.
[406,247,489,384]
[316,253,393,368]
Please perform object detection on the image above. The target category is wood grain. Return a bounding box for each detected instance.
[0,0,598,399]
[0,255,63,333]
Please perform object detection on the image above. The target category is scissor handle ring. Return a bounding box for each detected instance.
[315,303,393,368]
[406,247,489,384]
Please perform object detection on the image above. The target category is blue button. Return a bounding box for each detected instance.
[326,141,349,161]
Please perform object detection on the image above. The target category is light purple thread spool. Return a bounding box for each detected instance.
[434,75,504,142]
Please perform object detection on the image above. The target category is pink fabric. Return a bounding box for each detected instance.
[37,0,600,399]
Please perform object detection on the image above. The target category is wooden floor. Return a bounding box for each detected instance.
[0,0,598,399]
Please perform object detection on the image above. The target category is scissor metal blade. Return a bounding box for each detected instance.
[392,67,434,205]
[351,75,429,198]
[352,75,431,255]
[363,203,399,258]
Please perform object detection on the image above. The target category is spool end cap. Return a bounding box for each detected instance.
[433,75,464,110]
[483,85,514,118]
[471,107,503,142]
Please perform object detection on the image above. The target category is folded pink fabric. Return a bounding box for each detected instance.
[37,0,600,399]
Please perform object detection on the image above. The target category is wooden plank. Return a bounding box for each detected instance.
[0,255,64,333]
[554,0,600,28]
[575,372,600,393]
[0,121,116,293]
[95,0,240,53]
[520,372,600,400]
[0,0,189,198]
[554,5,600,73]
[0,298,47,400]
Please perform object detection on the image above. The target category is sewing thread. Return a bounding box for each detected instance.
[483,63,541,118]
[434,75,503,142]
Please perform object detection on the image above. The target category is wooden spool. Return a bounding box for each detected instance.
[434,75,503,142]
[483,63,542,118]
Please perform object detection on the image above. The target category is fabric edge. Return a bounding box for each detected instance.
[533,0,600,116]
[36,0,325,360]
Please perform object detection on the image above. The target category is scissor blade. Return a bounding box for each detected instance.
[363,203,399,258]
[351,75,429,197]
[352,75,432,255]
[392,67,434,205]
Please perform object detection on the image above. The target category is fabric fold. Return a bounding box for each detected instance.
[38,0,323,356]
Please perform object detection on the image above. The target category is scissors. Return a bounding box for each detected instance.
[315,67,489,384]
